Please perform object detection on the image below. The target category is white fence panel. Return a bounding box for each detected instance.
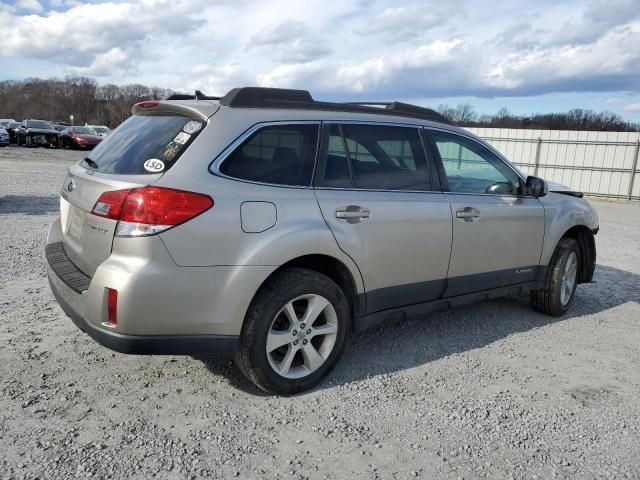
[465,128,640,200]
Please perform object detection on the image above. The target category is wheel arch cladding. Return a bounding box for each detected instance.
[561,225,596,283]
[252,255,363,319]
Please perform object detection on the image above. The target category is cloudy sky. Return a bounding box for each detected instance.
[1,0,639,120]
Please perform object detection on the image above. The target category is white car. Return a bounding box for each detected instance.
[85,124,110,137]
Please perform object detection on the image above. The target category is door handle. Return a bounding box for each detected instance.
[336,206,370,221]
[455,207,480,222]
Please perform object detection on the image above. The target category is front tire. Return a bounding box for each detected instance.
[25,136,32,148]
[236,268,351,395]
[531,237,580,316]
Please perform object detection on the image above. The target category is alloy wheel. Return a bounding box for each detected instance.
[266,294,338,379]
[560,251,578,306]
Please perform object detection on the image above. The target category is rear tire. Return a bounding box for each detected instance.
[236,268,351,395]
[531,237,580,316]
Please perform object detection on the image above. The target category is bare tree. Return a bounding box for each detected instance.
[1,77,638,131]
[453,103,477,123]
[435,102,639,131]
[0,76,175,128]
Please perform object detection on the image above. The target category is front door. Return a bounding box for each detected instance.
[426,129,545,297]
[314,123,452,314]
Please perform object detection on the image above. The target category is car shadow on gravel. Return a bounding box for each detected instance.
[195,356,271,396]
[0,195,59,215]
[196,264,639,396]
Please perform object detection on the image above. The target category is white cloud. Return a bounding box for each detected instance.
[625,103,640,112]
[550,0,640,46]
[1,0,640,107]
[355,4,454,40]
[487,22,640,94]
[248,20,331,63]
[14,0,43,13]
[181,63,253,96]
[69,47,132,76]
[250,20,306,46]
[2,0,207,76]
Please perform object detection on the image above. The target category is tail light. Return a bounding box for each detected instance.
[107,288,118,325]
[91,186,213,237]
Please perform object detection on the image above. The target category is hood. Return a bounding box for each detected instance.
[547,180,584,198]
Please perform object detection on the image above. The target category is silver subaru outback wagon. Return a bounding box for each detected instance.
[46,87,598,394]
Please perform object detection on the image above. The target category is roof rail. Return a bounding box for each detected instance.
[345,101,450,124]
[166,90,221,101]
[219,87,313,107]
[173,86,452,124]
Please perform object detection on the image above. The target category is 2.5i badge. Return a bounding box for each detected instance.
[143,158,165,173]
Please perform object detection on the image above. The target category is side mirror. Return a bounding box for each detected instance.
[525,176,549,197]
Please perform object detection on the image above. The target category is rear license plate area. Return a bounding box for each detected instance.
[68,207,85,241]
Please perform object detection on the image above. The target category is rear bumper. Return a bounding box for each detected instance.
[47,272,238,355]
[46,239,239,356]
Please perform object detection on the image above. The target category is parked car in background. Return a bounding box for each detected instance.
[18,120,60,148]
[85,124,110,137]
[45,87,599,395]
[0,127,9,147]
[7,122,21,144]
[0,118,16,129]
[60,126,103,150]
[54,124,68,132]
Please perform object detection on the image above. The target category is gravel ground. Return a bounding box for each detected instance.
[1,146,639,480]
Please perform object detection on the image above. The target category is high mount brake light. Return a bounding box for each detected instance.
[136,100,160,109]
[91,186,213,237]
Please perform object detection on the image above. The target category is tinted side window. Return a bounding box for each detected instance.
[221,124,319,186]
[341,124,431,191]
[320,125,353,187]
[431,132,521,195]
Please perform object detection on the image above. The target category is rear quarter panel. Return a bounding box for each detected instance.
[154,109,365,294]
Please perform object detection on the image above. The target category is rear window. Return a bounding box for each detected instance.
[84,114,204,174]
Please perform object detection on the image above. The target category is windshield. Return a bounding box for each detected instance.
[73,127,97,135]
[84,114,204,174]
[27,120,54,130]
[94,127,109,134]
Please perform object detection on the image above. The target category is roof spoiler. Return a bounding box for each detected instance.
[166,90,221,101]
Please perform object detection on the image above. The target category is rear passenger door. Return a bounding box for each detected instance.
[425,129,545,297]
[314,123,452,315]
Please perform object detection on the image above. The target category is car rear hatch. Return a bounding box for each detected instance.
[59,100,217,277]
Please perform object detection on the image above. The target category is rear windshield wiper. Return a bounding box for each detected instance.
[83,157,99,170]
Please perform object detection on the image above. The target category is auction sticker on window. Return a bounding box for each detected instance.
[162,142,181,160]
[183,120,202,134]
[173,132,191,145]
[143,158,165,173]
